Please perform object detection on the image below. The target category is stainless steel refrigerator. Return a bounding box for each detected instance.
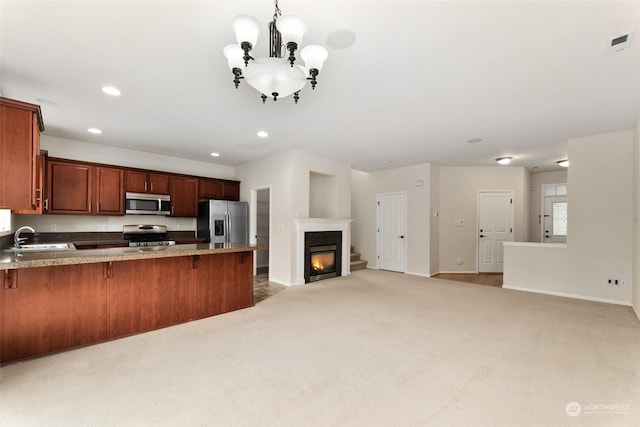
[197,200,249,244]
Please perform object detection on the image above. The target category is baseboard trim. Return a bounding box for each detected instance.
[633,304,640,323]
[503,285,632,307]
[436,271,478,275]
[406,271,430,278]
[268,278,294,287]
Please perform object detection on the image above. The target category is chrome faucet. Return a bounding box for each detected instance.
[14,226,35,248]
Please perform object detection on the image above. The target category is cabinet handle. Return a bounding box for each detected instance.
[145,182,148,192]
[35,188,42,202]
[3,270,17,289]
[89,201,92,213]
[150,182,153,192]
[44,198,48,211]
[103,262,113,279]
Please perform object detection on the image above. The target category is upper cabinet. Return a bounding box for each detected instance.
[125,170,169,194]
[198,178,240,201]
[0,97,45,213]
[46,158,124,215]
[170,175,198,217]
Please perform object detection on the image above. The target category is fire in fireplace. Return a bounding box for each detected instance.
[310,245,337,281]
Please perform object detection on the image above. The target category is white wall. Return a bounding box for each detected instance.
[528,170,568,242]
[41,135,235,178]
[236,149,351,286]
[309,172,338,219]
[505,129,634,305]
[633,119,640,319]
[350,163,431,277]
[438,166,529,272]
[12,134,238,233]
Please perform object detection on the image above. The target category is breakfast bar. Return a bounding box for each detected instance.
[0,243,259,364]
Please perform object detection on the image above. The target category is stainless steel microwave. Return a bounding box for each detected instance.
[125,192,171,215]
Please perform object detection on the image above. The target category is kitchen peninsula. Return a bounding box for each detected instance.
[0,242,260,364]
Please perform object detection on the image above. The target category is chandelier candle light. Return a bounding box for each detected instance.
[223,0,328,104]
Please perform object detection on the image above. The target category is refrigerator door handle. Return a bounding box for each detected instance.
[226,211,231,243]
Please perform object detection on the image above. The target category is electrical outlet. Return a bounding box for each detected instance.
[523,269,530,277]
[50,224,56,231]
[102,224,108,231]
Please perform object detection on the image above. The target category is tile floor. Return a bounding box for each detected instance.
[253,273,286,304]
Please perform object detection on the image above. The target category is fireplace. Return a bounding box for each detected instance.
[309,245,337,281]
[304,231,342,283]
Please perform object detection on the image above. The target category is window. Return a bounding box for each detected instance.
[552,202,568,236]
[0,209,11,235]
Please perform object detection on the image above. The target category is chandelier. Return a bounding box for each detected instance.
[223,0,328,104]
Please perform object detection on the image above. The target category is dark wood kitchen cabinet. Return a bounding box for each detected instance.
[198,178,240,201]
[0,264,108,363]
[46,159,124,215]
[192,252,253,319]
[95,166,124,215]
[125,170,169,194]
[0,97,45,213]
[108,257,194,338]
[170,175,198,217]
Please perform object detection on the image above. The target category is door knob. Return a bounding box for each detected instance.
[398,235,404,239]
[480,235,486,238]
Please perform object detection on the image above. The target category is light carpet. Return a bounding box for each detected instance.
[1,269,639,426]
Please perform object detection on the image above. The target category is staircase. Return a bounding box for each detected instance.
[350,246,368,272]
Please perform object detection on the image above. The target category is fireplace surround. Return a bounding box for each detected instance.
[295,218,352,285]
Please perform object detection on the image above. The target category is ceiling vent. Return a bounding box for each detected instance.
[609,32,633,52]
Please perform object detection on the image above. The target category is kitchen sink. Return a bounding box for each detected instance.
[7,243,75,251]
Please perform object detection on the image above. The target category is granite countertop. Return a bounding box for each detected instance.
[0,243,262,270]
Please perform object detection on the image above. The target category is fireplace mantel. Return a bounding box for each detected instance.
[295,218,352,285]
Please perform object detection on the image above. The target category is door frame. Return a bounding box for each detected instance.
[376,191,407,273]
[476,190,514,273]
[250,185,272,276]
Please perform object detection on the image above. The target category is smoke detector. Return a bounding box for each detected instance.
[609,32,633,52]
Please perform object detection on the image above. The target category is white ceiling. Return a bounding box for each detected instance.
[1,0,639,172]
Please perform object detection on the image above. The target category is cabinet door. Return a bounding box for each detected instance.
[47,160,92,214]
[198,178,220,199]
[124,170,147,193]
[0,100,42,212]
[149,173,169,194]
[170,176,198,217]
[109,257,194,338]
[220,180,240,201]
[95,166,124,215]
[1,268,53,363]
[50,263,108,352]
[193,252,253,319]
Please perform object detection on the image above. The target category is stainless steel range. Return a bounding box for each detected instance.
[123,225,176,247]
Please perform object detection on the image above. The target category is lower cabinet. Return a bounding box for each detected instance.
[193,252,253,319]
[1,263,108,363]
[0,251,253,364]
[108,257,194,338]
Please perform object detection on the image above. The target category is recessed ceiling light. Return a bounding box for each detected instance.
[466,138,483,144]
[88,128,102,134]
[326,29,357,50]
[382,160,389,164]
[102,86,121,96]
[557,159,569,167]
[257,131,269,138]
[210,152,221,157]
[496,157,512,165]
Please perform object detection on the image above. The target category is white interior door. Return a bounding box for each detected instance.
[477,191,513,273]
[543,196,567,243]
[377,193,406,272]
